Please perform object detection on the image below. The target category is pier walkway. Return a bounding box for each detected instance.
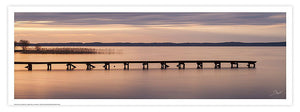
[14,60,256,71]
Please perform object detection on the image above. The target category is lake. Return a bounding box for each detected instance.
[14,46,286,99]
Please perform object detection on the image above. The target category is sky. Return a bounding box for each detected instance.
[14,12,286,43]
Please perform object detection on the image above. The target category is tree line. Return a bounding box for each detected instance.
[15,40,41,51]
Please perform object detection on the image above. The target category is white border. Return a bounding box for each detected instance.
[8,6,293,106]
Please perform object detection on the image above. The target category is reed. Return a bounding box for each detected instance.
[20,48,114,54]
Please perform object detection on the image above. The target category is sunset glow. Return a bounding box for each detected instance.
[14,13,286,43]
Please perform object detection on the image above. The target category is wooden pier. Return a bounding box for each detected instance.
[15,60,256,71]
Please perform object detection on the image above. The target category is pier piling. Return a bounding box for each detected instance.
[247,62,256,68]
[25,64,32,71]
[86,63,95,70]
[66,63,70,70]
[66,63,76,70]
[124,63,129,70]
[197,62,203,69]
[231,62,239,68]
[142,63,148,70]
[161,62,169,69]
[214,62,221,69]
[47,63,52,71]
[177,62,185,69]
[103,63,110,70]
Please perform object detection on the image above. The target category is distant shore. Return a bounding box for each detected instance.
[16,42,286,47]
[14,48,119,54]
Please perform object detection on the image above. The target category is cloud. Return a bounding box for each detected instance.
[15,24,140,31]
[15,21,54,25]
[14,12,286,43]
[14,23,285,43]
[15,13,286,26]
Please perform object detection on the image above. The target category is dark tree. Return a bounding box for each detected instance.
[19,40,30,51]
[14,41,17,50]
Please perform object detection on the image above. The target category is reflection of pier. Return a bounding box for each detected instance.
[15,60,256,71]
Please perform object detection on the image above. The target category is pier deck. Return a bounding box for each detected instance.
[14,60,256,71]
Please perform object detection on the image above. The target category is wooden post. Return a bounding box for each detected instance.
[147,63,149,69]
[104,63,110,70]
[165,64,169,69]
[231,62,238,68]
[66,63,75,70]
[177,62,185,69]
[124,63,129,70]
[86,63,91,70]
[47,63,51,71]
[26,64,32,71]
[143,64,145,69]
[66,63,70,70]
[214,62,217,68]
[71,65,76,70]
[161,62,168,69]
[177,63,181,69]
[247,62,256,68]
[197,62,203,69]
[143,63,148,70]
[124,63,126,70]
[86,63,94,70]
[214,62,221,69]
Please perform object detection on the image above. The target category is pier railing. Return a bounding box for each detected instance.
[14,60,256,71]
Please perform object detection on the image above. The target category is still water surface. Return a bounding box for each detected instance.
[14,47,286,99]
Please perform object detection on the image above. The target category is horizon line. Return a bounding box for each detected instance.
[27,41,286,44]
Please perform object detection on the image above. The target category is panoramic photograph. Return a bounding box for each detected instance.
[14,12,286,99]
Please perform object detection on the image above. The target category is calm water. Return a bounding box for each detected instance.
[14,47,286,99]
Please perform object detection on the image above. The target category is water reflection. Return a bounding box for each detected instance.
[14,47,286,99]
